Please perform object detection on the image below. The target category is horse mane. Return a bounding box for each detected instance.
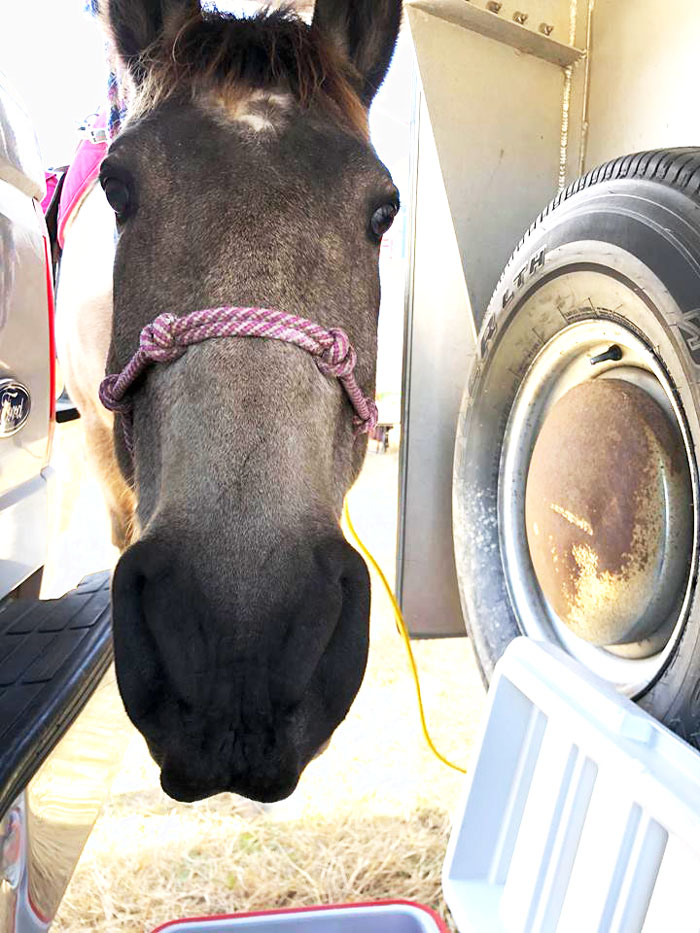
[125,7,368,135]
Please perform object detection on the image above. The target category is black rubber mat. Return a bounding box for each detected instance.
[0,571,113,817]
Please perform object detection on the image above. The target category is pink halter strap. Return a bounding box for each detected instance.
[99,306,378,452]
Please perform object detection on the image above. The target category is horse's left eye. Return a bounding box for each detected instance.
[370,203,398,241]
[102,177,131,219]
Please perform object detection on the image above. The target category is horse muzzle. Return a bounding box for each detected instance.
[110,534,370,801]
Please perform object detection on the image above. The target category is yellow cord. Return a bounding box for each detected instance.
[343,501,467,775]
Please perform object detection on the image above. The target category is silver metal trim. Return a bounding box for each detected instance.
[396,58,422,610]
[406,0,585,67]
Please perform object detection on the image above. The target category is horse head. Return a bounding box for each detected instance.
[101,0,402,801]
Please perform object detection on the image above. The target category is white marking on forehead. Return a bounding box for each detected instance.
[202,88,294,135]
[237,110,273,133]
[235,90,293,134]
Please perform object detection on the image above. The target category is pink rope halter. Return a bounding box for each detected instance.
[99,306,378,452]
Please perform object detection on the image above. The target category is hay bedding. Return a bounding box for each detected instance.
[51,450,485,933]
[52,787,454,930]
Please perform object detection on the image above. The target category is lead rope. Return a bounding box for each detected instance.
[343,501,467,775]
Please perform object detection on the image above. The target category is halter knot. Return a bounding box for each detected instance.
[98,373,131,413]
[140,313,186,363]
[316,328,357,378]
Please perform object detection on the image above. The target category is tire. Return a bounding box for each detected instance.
[453,148,700,747]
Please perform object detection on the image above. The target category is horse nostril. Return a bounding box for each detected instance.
[314,537,371,618]
[268,536,369,710]
[111,542,164,724]
[112,539,203,725]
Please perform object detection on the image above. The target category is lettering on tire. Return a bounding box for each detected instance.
[677,310,700,367]
[502,247,546,309]
[480,316,497,358]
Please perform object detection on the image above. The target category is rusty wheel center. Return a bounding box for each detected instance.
[525,378,692,647]
[500,313,696,693]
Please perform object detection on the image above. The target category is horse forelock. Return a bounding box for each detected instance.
[125,7,368,137]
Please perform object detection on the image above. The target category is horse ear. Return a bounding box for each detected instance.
[106,0,200,82]
[312,0,402,107]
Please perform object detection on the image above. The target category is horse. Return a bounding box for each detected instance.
[55,0,402,803]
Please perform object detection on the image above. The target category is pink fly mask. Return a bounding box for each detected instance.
[99,305,379,453]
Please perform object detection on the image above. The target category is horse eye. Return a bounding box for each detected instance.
[370,203,398,241]
[102,177,131,219]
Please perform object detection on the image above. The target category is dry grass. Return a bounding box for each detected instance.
[50,436,486,932]
[54,789,454,929]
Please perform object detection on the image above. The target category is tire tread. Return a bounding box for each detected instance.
[491,147,700,305]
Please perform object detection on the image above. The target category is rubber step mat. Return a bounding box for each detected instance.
[0,571,113,818]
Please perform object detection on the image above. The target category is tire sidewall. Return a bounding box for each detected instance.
[454,179,700,742]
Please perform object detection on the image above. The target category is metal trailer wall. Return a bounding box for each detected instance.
[399,0,700,636]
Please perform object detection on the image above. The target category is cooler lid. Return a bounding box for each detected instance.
[0,70,45,201]
[443,637,700,932]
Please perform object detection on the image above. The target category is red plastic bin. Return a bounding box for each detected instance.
[152,899,448,932]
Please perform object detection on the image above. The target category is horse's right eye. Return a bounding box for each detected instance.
[369,201,398,242]
[102,177,131,219]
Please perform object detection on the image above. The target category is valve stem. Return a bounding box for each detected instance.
[590,345,623,366]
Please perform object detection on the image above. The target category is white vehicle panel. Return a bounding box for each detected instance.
[0,72,53,595]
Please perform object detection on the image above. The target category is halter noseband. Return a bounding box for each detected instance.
[99,305,378,452]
